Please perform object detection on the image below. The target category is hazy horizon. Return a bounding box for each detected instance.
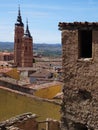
[0,0,98,43]
[0,41,61,44]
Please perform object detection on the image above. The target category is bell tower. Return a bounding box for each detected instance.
[21,20,33,67]
[14,6,24,67]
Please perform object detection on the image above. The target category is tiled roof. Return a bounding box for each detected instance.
[30,69,51,78]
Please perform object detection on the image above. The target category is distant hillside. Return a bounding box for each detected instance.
[0,42,62,57]
[0,42,14,51]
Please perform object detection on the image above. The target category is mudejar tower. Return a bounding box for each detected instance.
[14,7,33,67]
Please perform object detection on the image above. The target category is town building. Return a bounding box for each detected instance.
[0,52,14,61]
[14,7,33,67]
[0,112,60,130]
[59,22,98,130]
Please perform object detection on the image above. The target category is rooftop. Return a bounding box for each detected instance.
[58,21,98,30]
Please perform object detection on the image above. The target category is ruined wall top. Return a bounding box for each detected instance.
[58,21,98,30]
[0,112,37,129]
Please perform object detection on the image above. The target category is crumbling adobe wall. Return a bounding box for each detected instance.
[0,113,38,130]
[0,113,60,130]
[14,116,38,130]
[46,118,61,130]
[61,30,98,130]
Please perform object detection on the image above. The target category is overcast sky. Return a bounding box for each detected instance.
[0,0,98,43]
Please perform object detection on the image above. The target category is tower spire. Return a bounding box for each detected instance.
[15,5,24,26]
[24,19,32,38]
[18,5,21,16]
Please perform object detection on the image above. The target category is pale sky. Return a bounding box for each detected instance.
[0,0,98,43]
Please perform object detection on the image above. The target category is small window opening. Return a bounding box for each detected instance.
[25,46,27,51]
[17,62,20,66]
[4,56,7,61]
[78,30,92,58]
[74,123,88,130]
[17,39,19,43]
[78,89,92,101]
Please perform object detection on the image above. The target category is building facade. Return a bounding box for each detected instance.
[0,52,14,61]
[59,22,98,130]
[14,7,33,67]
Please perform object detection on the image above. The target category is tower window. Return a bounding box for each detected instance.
[78,30,92,58]
[17,39,19,43]
[25,46,27,51]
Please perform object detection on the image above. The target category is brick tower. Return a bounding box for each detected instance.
[14,7,33,67]
[14,6,24,67]
[21,21,33,67]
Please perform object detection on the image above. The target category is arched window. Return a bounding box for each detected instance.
[25,46,27,51]
[17,39,19,43]
[29,46,31,50]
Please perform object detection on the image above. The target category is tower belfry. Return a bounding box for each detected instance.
[14,6,24,67]
[21,20,33,67]
[14,7,33,67]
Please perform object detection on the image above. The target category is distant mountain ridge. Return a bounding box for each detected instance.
[0,42,62,57]
[0,42,14,51]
